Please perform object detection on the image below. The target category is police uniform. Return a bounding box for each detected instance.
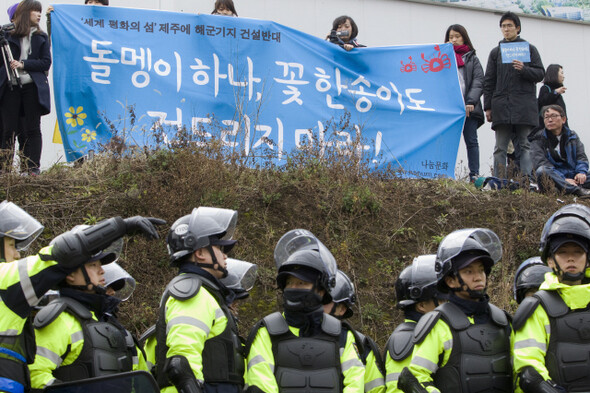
[408,302,512,393]
[145,272,244,393]
[28,293,144,390]
[384,319,417,393]
[513,272,590,392]
[342,322,384,393]
[0,247,75,393]
[245,311,365,393]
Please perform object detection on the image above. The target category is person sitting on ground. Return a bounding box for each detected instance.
[531,104,590,197]
[326,15,365,51]
[211,0,237,16]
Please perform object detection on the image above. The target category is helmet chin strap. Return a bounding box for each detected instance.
[69,264,106,295]
[0,237,6,262]
[197,245,228,278]
[552,258,587,282]
[451,271,487,299]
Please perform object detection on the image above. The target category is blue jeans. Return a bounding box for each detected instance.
[493,124,532,178]
[463,116,479,177]
[536,166,590,194]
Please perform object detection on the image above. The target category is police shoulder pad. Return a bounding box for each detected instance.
[34,297,92,328]
[437,302,470,331]
[342,320,366,354]
[413,310,441,344]
[321,313,342,336]
[139,324,156,346]
[263,312,290,336]
[387,321,417,361]
[535,290,569,318]
[168,274,202,300]
[512,296,541,332]
[488,303,509,327]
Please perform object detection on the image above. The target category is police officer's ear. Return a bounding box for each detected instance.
[545,256,557,271]
[444,274,460,290]
[194,248,208,262]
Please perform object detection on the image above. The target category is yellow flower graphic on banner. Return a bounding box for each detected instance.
[81,129,96,142]
[65,106,87,127]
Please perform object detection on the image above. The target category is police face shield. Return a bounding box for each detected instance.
[539,204,590,253]
[330,270,356,305]
[0,200,44,251]
[435,228,502,273]
[408,254,439,300]
[103,262,136,301]
[512,257,543,299]
[188,207,238,249]
[274,229,337,289]
[274,229,322,269]
[221,258,258,291]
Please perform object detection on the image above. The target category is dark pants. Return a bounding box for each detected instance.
[536,166,590,194]
[0,83,43,172]
[463,116,480,177]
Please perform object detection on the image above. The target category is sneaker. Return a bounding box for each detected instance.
[573,187,590,197]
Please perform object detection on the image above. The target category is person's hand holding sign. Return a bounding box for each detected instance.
[512,60,524,71]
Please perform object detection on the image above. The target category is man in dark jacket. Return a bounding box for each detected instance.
[532,104,590,196]
[483,11,544,179]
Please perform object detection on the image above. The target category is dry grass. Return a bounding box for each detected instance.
[1,129,581,348]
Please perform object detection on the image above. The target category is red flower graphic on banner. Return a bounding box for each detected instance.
[420,45,451,73]
[400,56,417,73]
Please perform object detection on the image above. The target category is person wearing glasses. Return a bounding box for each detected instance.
[531,104,590,196]
[483,11,544,179]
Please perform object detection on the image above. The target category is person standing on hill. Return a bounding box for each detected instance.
[483,11,544,179]
[445,24,484,182]
[536,64,568,131]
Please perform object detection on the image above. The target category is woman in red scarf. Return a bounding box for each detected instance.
[445,24,485,182]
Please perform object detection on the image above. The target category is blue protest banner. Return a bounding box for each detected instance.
[500,42,531,63]
[51,5,465,178]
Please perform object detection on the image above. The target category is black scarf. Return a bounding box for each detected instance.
[59,287,121,321]
[404,309,425,323]
[449,293,490,324]
[546,130,567,163]
[284,306,324,337]
[177,262,235,305]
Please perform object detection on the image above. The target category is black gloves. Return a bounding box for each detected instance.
[519,366,565,393]
[123,216,166,239]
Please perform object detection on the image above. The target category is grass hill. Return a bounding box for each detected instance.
[2,143,576,347]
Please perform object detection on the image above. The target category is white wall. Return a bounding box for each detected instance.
[2,0,589,177]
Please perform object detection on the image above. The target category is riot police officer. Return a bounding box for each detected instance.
[385,255,442,393]
[0,200,44,263]
[245,229,365,393]
[402,228,512,393]
[29,235,147,389]
[513,257,552,304]
[324,269,385,393]
[514,204,590,392]
[0,207,163,393]
[145,207,245,393]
